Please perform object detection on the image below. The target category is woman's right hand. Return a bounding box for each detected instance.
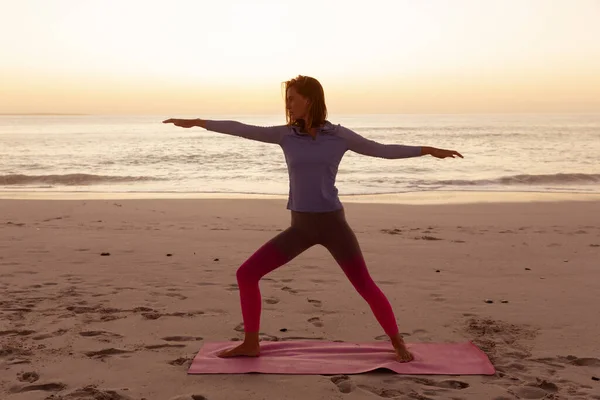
[162,118,200,128]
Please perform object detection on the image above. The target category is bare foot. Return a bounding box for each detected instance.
[217,341,260,358]
[395,345,414,362]
[390,333,414,362]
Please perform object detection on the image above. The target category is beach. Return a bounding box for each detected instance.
[1,194,599,399]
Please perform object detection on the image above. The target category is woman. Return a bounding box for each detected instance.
[163,75,463,362]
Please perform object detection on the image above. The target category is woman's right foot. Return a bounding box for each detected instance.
[217,341,260,358]
[390,333,414,363]
[394,345,414,362]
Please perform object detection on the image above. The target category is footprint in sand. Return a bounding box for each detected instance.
[430,293,446,302]
[265,297,280,305]
[169,395,208,400]
[168,357,192,366]
[374,333,411,341]
[303,265,320,270]
[391,376,470,391]
[409,329,433,342]
[164,292,188,300]
[79,330,123,342]
[17,371,39,383]
[528,379,559,394]
[3,306,33,314]
[0,345,33,359]
[145,344,186,350]
[32,329,68,341]
[196,282,218,288]
[84,348,133,359]
[381,228,402,235]
[435,379,470,389]
[1,262,21,267]
[9,382,66,394]
[0,329,36,337]
[137,308,204,320]
[6,359,31,366]
[331,375,355,393]
[168,311,205,318]
[226,283,239,291]
[66,305,100,314]
[259,333,280,342]
[162,336,203,342]
[511,385,556,399]
[281,286,298,294]
[358,385,405,398]
[308,317,323,327]
[280,336,325,341]
[56,385,133,400]
[569,357,600,367]
[308,298,322,307]
[6,221,26,227]
[132,306,154,313]
[415,235,443,241]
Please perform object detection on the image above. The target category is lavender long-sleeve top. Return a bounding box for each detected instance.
[204,120,422,212]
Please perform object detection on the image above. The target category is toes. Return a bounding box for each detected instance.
[395,352,415,363]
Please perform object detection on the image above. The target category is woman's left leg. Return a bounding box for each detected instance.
[321,209,413,362]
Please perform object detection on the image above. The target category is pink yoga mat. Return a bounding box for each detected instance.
[188,341,495,375]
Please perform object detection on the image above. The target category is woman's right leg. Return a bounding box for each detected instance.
[218,225,314,357]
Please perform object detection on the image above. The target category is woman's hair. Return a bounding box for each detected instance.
[282,75,328,132]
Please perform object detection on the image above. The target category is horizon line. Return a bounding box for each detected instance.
[3,111,600,116]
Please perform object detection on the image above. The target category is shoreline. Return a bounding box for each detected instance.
[1,190,600,204]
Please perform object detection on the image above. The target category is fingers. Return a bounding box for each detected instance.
[444,150,463,159]
[162,118,175,124]
[438,150,463,159]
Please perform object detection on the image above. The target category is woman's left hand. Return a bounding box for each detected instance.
[429,147,463,159]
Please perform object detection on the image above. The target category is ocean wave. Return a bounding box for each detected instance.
[0,173,165,186]
[421,173,600,186]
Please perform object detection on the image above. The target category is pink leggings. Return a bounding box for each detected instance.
[235,208,400,337]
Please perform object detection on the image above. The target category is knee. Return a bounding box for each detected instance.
[236,262,260,284]
[351,277,379,297]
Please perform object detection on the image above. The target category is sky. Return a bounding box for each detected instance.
[1,0,599,115]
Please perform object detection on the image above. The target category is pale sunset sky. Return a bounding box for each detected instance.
[1,0,599,115]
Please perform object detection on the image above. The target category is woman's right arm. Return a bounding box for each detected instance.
[163,118,285,145]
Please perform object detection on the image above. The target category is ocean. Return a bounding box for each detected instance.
[1,114,599,197]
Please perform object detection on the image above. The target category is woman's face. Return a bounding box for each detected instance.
[286,86,309,120]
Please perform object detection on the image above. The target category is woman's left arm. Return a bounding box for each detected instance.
[341,127,463,159]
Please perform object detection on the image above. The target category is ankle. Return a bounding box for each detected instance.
[244,331,260,344]
[390,333,406,348]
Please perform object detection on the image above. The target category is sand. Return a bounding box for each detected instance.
[1,195,599,400]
